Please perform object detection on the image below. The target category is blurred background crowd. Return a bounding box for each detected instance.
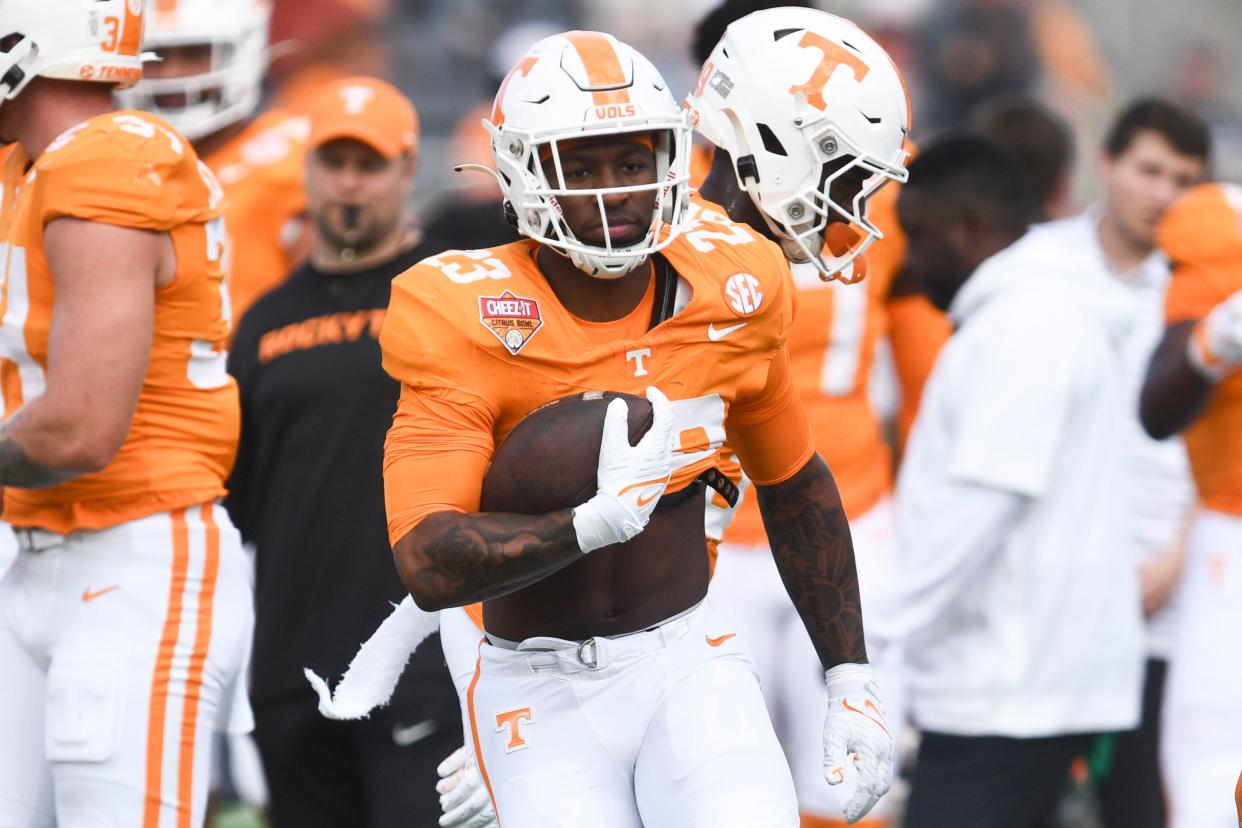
[262,0,1242,217]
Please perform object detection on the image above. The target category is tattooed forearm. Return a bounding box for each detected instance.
[0,413,73,488]
[756,453,867,669]
[394,509,583,610]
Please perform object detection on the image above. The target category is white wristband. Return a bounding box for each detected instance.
[825,662,875,695]
[571,494,636,553]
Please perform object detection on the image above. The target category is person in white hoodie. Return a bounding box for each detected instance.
[887,134,1145,828]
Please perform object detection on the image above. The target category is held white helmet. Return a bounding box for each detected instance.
[0,0,148,109]
[115,0,269,141]
[686,8,911,282]
[483,30,692,279]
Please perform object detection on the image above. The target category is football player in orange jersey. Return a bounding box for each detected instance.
[684,8,915,826]
[0,2,252,826]
[371,29,900,828]
[1141,182,1242,828]
[116,0,310,324]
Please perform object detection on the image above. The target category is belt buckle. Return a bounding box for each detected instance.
[14,527,58,554]
[576,638,599,669]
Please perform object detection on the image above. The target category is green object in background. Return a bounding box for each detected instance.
[1088,733,1118,786]
[211,803,267,828]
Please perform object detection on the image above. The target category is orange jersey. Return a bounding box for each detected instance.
[0,111,238,533]
[1160,183,1242,515]
[204,109,309,323]
[379,199,814,547]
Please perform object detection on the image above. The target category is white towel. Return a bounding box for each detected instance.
[304,595,440,720]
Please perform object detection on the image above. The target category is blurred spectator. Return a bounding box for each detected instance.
[968,94,1075,219]
[268,0,393,104]
[1027,0,1111,104]
[420,20,563,250]
[888,134,1145,828]
[1141,179,1242,828]
[1020,98,1208,828]
[1171,38,1242,182]
[919,0,1040,134]
[225,78,460,828]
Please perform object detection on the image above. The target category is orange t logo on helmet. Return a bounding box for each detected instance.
[787,31,870,111]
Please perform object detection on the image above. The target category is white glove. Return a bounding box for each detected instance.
[823,662,895,824]
[436,746,497,828]
[571,386,676,552]
[1188,288,1242,379]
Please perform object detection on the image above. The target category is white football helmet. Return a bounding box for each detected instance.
[686,8,911,282]
[483,30,692,279]
[0,0,148,110]
[115,0,269,141]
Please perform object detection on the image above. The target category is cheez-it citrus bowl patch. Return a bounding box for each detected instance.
[479,291,544,355]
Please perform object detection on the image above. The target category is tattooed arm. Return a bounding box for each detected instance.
[755,453,867,669]
[392,510,584,611]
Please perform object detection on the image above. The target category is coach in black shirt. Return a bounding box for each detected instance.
[225,76,458,828]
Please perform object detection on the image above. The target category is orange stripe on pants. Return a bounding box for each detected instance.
[176,504,220,828]
[143,508,190,827]
[466,646,502,827]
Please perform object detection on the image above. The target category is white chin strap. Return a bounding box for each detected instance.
[567,246,651,280]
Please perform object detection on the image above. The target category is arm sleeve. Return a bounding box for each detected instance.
[725,348,816,486]
[872,481,1025,644]
[383,385,496,546]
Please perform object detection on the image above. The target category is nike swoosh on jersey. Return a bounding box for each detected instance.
[82,585,120,603]
[706,633,736,647]
[707,321,748,341]
[392,719,438,747]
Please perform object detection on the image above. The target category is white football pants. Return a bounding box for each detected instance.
[0,504,253,828]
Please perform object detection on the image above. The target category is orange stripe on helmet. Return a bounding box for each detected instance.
[118,0,146,58]
[491,56,538,126]
[563,31,631,107]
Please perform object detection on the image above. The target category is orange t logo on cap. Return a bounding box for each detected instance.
[339,86,375,115]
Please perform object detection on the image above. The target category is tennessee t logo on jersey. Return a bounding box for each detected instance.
[479,291,544,355]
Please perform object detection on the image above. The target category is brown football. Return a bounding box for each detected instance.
[480,391,654,515]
